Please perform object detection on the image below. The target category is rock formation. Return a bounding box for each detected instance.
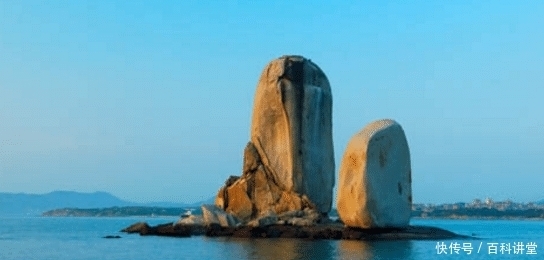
[122,220,469,240]
[249,55,335,213]
[176,214,204,226]
[216,55,335,221]
[121,56,470,242]
[216,142,318,223]
[337,119,412,228]
[201,204,239,228]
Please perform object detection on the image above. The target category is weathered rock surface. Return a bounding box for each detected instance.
[201,204,239,228]
[247,211,278,227]
[337,119,412,228]
[248,55,335,214]
[244,207,325,227]
[216,56,335,221]
[216,142,318,223]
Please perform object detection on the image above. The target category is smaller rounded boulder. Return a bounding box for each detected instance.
[337,119,412,228]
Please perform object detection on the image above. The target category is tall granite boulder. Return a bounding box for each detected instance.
[216,55,335,220]
[337,119,412,228]
[250,55,335,213]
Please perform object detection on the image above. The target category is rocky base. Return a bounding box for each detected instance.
[121,222,471,240]
[121,222,205,237]
[215,142,320,223]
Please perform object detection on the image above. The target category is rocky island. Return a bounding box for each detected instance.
[120,55,471,241]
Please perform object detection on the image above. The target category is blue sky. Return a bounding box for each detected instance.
[1,1,543,204]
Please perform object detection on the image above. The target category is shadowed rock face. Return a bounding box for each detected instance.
[216,55,335,220]
[202,204,239,228]
[337,119,412,228]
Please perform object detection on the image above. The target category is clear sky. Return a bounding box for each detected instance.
[1,1,543,204]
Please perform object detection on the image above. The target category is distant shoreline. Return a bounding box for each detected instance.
[411,201,544,220]
[40,206,544,220]
[41,207,196,218]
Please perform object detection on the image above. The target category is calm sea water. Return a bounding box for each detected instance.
[1,216,542,259]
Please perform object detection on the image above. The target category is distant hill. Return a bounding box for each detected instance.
[0,191,213,216]
[42,206,198,217]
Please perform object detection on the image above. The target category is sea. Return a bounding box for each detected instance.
[1,216,542,260]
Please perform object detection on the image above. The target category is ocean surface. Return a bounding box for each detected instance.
[1,216,542,259]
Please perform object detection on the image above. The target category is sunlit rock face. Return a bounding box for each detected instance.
[216,55,335,220]
[337,119,412,228]
[216,142,316,223]
[249,55,335,214]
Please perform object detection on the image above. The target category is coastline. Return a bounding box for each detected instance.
[120,221,473,241]
[41,207,544,220]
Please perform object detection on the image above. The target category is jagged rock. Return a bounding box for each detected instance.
[276,208,322,226]
[215,176,239,209]
[288,217,314,226]
[248,55,335,214]
[243,141,260,173]
[216,142,315,222]
[273,191,303,213]
[176,215,204,226]
[224,179,253,221]
[247,211,279,227]
[215,186,226,209]
[337,119,412,228]
[302,208,321,223]
[252,165,281,214]
[201,204,239,228]
[277,210,304,220]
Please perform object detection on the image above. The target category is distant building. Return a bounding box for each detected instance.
[471,199,482,207]
[485,197,493,205]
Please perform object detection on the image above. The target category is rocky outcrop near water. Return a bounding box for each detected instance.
[120,221,469,240]
[216,55,335,222]
[201,204,239,227]
[337,119,412,228]
[215,143,319,223]
[120,55,467,241]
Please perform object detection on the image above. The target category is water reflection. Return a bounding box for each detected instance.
[213,237,413,260]
[247,238,336,260]
[337,240,414,260]
[215,238,335,260]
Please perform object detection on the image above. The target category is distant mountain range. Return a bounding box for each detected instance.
[0,191,214,216]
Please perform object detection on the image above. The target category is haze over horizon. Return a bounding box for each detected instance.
[1,1,543,205]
